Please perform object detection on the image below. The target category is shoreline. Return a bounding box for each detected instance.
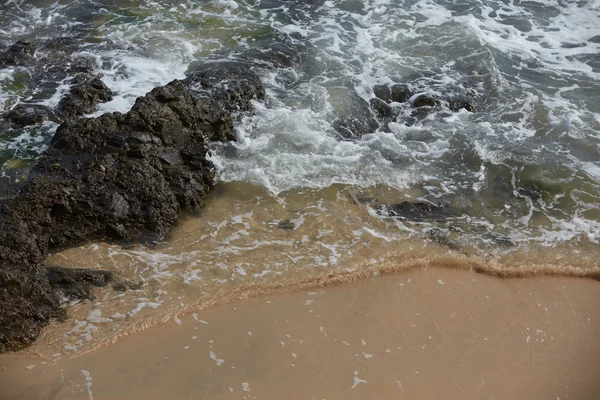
[2,266,600,399]
[21,246,600,361]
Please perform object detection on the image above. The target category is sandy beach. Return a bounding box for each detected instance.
[2,267,599,399]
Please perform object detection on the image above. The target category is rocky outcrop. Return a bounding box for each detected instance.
[57,76,113,121]
[0,61,265,353]
[1,41,114,128]
[0,41,35,68]
[371,83,476,115]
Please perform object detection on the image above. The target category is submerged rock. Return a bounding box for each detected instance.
[390,84,412,103]
[3,104,61,128]
[373,84,391,102]
[448,97,476,112]
[384,201,450,222]
[331,89,379,139]
[370,98,393,119]
[46,266,113,301]
[426,228,460,250]
[588,35,600,44]
[373,84,412,104]
[0,61,265,353]
[0,41,35,68]
[277,219,296,231]
[411,94,441,109]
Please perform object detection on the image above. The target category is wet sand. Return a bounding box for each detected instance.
[2,267,600,399]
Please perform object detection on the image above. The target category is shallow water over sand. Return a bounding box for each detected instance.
[3,268,600,399]
[14,181,594,359]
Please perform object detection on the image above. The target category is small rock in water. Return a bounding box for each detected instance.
[390,84,412,103]
[372,83,411,103]
[411,94,441,108]
[277,219,295,231]
[384,201,449,222]
[372,84,391,102]
[46,266,113,302]
[369,98,393,119]
[3,104,61,128]
[0,41,35,68]
[448,97,476,112]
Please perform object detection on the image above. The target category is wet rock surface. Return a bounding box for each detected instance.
[3,104,61,128]
[46,267,113,302]
[370,83,476,128]
[390,84,412,103]
[0,61,265,353]
[57,76,113,121]
[0,41,35,68]
[384,201,450,222]
[411,94,442,109]
[448,97,476,112]
[0,40,114,128]
[369,98,393,119]
[331,89,379,140]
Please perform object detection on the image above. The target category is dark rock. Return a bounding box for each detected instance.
[0,265,62,353]
[590,35,600,44]
[373,84,391,102]
[0,41,35,68]
[0,61,265,353]
[57,77,113,120]
[369,98,393,119]
[46,266,113,301]
[67,58,96,74]
[186,62,266,113]
[560,42,586,49]
[232,40,306,69]
[411,94,441,108]
[277,219,295,231]
[372,84,412,104]
[0,214,61,353]
[331,90,379,139]
[111,278,142,292]
[0,172,27,204]
[3,104,61,128]
[384,201,449,222]
[448,97,476,112]
[390,84,412,103]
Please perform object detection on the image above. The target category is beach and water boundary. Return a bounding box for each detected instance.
[2,266,600,399]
